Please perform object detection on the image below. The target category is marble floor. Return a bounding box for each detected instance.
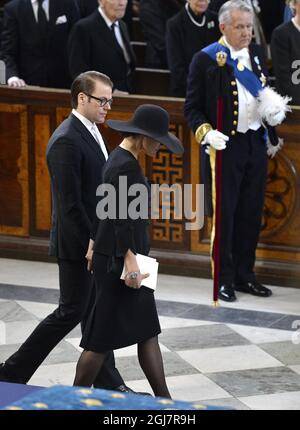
[0,258,300,410]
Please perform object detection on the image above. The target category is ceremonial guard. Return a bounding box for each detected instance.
[184,0,290,302]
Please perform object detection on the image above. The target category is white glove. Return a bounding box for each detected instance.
[7,76,26,87]
[203,130,229,150]
[265,110,285,127]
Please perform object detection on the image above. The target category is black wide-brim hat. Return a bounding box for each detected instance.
[106,104,184,155]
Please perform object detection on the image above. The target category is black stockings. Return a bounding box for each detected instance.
[138,336,171,398]
[73,336,170,398]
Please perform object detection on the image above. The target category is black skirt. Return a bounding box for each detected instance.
[80,253,161,352]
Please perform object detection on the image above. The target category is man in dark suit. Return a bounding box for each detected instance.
[68,0,136,93]
[139,0,185,69]
[0,71,133,393]
[0,0,80,88]
[185,0,287,302]
[271,0,300,105]
[76,0,134,36]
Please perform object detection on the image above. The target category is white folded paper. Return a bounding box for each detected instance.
[120,253,159,291]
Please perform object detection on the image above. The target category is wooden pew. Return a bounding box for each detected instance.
[134,67,171,96]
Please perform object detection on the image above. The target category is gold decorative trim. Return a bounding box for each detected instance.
[195,123,213,144]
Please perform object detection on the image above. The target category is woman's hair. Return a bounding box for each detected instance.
[71,71,113,108]
[219,0,253,25]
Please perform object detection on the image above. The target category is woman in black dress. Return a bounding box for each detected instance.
[166,0,220,96]
[73,104,183,398]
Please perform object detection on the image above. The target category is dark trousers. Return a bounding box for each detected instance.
[213,128,268,286]
[4,259,123,388]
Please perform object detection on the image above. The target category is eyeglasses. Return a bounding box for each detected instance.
[85,94,113,107]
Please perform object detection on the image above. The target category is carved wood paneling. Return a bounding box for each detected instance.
[33,114,51,232]
[0,103,29,236]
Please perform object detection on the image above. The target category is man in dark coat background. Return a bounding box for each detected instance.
[68,0,136,93]
[0,0,79,88]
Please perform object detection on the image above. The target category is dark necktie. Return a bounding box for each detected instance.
[111,22,130,64]
[37,0,48,39]
[111,23,121,49]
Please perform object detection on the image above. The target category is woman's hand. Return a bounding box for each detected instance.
[85,239,94,272]
[124,249,149,289]
[124,271,150,289]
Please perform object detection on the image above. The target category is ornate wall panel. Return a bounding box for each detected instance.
[0,103,29,236]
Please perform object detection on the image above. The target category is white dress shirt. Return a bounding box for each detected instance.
[98,6,130,64]
[224,37,262,133]
[292,18,300,33]
[31,0,49,22]
[72,109,108,160]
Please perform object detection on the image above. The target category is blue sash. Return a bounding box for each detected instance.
[202,42,263,98]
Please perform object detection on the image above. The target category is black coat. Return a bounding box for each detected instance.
[166,7,220,97]
[75,0,133,34]
[184,43,268,136]
[0,0,79,88]
[271,21,300,105]
[46,114,108,260]
[184,42,271,216]
[139,0,185,68]
[68,10,136,92]
[91,146,150,258]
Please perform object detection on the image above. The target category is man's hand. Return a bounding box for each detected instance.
[85,239,94,272]
[7,77,26,87]
[203,130,229,150]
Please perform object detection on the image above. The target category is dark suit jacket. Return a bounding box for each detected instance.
[166,8,220,97]
[76,0,133,33]
[271,21,300,105]
[259,0,285,43]
[46,113,108,260]
[68,10,136,92]
[139,0,184,68]
[0,0,79,88]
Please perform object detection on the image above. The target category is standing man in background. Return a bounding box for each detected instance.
[0,0,80,88]
[184,0,289,302]
[68,0,136,93]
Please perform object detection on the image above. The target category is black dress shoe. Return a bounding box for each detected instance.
[114,384,152,396]
[218,284,237,302]
[0,362,26,384]
[235,281,272,297]
[0,363,11,382]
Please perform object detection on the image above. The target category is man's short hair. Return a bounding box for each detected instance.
[71,71,113,108]
[219,0,253,25]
